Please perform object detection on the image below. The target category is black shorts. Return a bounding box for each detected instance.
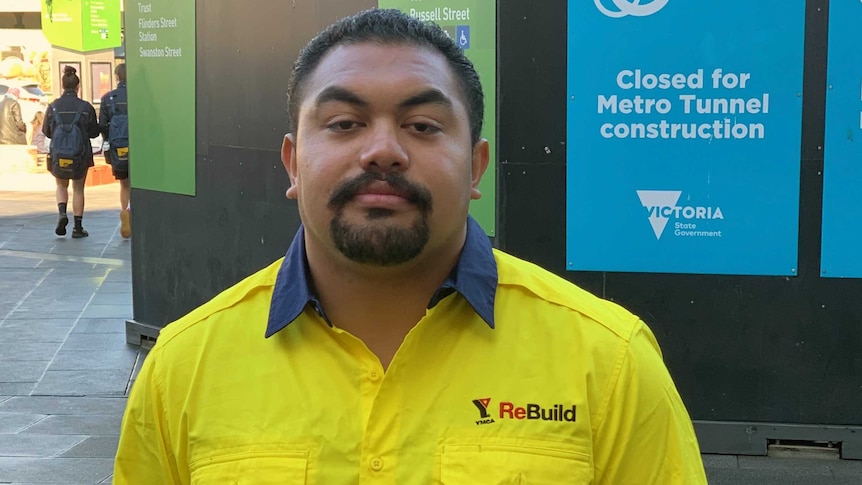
[48,159,91,180]
[112,166,129,180]
[105,150,129,180]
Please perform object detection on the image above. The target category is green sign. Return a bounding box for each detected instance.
[125,0,196,195]
[378,0,497,236]
[41,0,121,52]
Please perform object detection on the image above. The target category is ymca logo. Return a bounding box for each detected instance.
[472,398,577,426]
[472,398,495,425]
[594,0,669,18]
[636,190,724,240]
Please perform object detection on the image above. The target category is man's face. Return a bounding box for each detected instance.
[283,42,488,267]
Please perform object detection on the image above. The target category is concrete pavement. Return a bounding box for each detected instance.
[0,183,138,484]
[1,183,862,483]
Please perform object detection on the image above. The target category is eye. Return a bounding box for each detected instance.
[328,120,361,131]
[407,122,441,134]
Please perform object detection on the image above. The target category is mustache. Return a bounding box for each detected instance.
[327,171,433,213]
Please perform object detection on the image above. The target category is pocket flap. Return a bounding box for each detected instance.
[191,449,308,484]
[441,438,593,484]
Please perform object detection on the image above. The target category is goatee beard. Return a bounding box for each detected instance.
[327,171,433,266]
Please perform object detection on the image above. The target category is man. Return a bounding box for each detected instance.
[99,63,131,238]
[115,8,707,483]
[0,87,26,145]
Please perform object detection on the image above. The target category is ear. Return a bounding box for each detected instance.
[282,133,299,199]
[469,138,490,200]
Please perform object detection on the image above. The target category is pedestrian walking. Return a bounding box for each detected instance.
[0,87,27,145]
[29,111,48,168]
[99,63,132,238]
[43,66,100,238]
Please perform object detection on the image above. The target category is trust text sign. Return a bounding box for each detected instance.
[566,0,805,275]
[820,2,862,279]
[125,0,196,195]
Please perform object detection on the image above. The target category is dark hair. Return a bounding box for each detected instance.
[287,8,484,144]
[62,65,79,91]
[115,63,126,82]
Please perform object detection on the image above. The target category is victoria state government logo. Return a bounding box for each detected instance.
[636,190,724,240]
[472,398,577,426]
[594,0,669,18]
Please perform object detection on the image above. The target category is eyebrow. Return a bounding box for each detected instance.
[314,86,369,109]
[398,88,453,110]
[313,86,454,111]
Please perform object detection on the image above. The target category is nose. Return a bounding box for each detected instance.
[358,121,409,173]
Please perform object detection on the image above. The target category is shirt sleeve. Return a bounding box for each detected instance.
[98,93,111,139]
[85,103,100,138]
[113,349,183,484]
[592,321,707,485]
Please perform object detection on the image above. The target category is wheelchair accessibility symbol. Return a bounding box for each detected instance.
[456,25,470,49]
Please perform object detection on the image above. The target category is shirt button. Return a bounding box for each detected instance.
[369,457,384,471]
[368,371,381,382]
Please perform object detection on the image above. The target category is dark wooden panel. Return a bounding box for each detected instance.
[196,0,376,152]
[132,147,298,326]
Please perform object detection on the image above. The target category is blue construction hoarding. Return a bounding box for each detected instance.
[566,0,805,275]
[820,1,862,279]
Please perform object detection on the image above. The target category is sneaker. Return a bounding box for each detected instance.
[55,215,68,236]
[119,209,131,238]
[71,228,89,239]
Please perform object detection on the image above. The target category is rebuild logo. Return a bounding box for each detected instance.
[472,398,577,426]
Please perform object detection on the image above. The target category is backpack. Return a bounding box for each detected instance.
[107,88,129,172]
[49,102,87,180]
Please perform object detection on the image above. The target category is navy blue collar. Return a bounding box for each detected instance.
[117,81,126,89]
[265,216,497,337]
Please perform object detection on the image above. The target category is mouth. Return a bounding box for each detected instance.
[356,181,411,197]
[351,182,413,209]
[328,171,432,214]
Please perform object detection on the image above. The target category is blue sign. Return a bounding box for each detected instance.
[566,0,805,275]
[821,2,862,279]
[456,25,470,50]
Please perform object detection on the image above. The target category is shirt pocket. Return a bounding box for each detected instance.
[440,439,593,485]
[190,449,308,485]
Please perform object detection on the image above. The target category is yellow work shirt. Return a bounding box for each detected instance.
[115,218,706,484]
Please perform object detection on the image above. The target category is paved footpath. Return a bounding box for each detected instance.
[0,184,139,484]
[1,183,862,484]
